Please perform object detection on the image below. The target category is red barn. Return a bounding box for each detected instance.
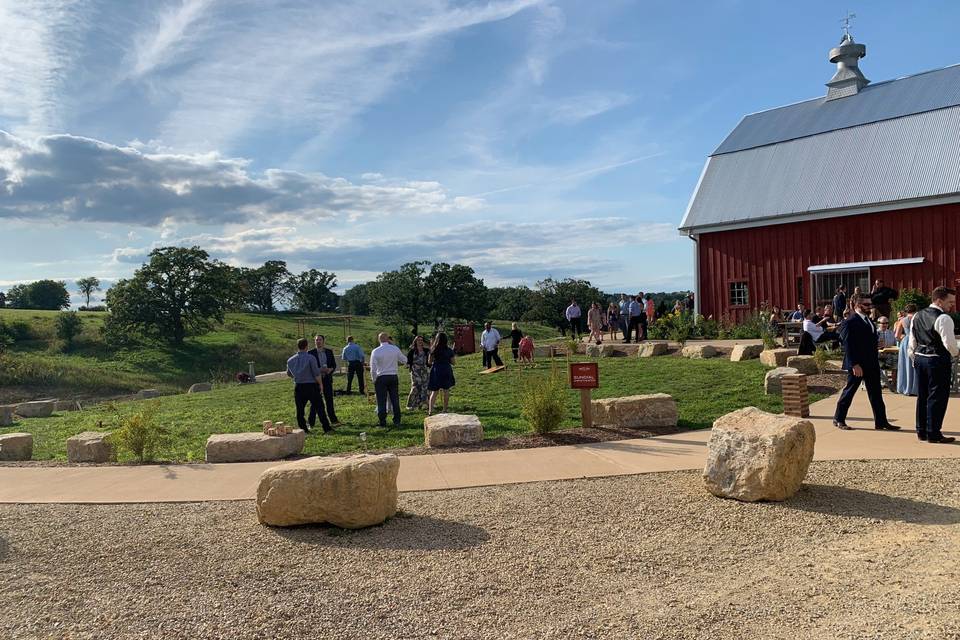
[679,33,960,321]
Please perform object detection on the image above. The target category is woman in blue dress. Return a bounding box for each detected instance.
[896,304,918,395]
[427,332,457,416]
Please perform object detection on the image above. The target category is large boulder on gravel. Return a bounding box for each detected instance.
[14,400,56,418]
[188,382,213,394]
[205,430,306,463]
[681,344,717,359]
[67,431,114,463]
[424,414,484,448]
[764,367,799,395]
[730,344,764,362]
[703,407,815,502]
[591,394,677,429]
[786,355,818,375]
[637,342,668,357]
[0,405,13,426]
[760,348,794,367]
[256,454,399,528]
[0,433,33,461]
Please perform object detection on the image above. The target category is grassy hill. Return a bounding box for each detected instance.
[0,309,559,404]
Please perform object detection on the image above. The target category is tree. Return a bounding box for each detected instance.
[0,291,6,308]
[7,280,71,310]
[289,269,338,312]
[104,246,228,344]
[55,311,83,347]
[487,285,534,321]
[244,260,292,312]
[368,261,432,340]
[527,277,605,330]
[423,262,488,327]
[340,283,371,315]
[76,277,101,308]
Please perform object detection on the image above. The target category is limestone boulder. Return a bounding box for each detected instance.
[760,348,794,368]
[14,400,56,418]
[137,389,161,399]
[764,367,799,395]
[730,344,764,362]
[253,371,288,383]
[637,342,668,358]
[585,344,602,358]
[188,382,213,394]
[591,394,678,429]
[598,344,618,357]
[786,355,819,376]
[0,405,14,426]
[67,431,114,463]
[424,413,484,448]
[703,407,815,502]
[0,433,33,461]
[681,344,717,359]
[256,454,399,528]
[533,345,555,358]
[205,430,306,463]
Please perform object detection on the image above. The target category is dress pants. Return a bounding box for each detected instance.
[569,317,581,338]
[374,374,401,426]
[627,317,642,342]
[915,355,952,439]
[834,366,888,426]
[483,347,504,369]
[294,383,329,430]
[346,361,365,394]
[310,375,339,424]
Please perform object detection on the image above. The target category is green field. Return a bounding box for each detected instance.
[3,353,816,462]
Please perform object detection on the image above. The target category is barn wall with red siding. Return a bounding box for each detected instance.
[696,201,960,321]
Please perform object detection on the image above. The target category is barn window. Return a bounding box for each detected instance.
[729,281,749,307]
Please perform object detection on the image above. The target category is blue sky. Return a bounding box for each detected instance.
[1,0,958,305]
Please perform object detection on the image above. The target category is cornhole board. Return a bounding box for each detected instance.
[480,365,507,374]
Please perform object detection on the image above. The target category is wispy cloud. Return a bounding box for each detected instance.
[129,0,213,78]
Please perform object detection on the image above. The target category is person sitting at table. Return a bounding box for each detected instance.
[790,303,805,321]
[767,306,783,336]
[802,309,839,346]
[817,304,837,326]
[876,316,896,349]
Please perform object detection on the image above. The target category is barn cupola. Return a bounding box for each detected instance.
[825,27,870,101]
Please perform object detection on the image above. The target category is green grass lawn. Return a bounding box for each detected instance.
[3,352,822,462]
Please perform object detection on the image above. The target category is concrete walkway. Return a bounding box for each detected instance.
[2,391,958,504]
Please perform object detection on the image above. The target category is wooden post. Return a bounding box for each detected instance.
[580,388,593,429]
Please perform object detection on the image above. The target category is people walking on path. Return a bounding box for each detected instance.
[626,295,644,343]
[370,332,406,428]
[607,302,620,341]
[308,335,340,426]
[588,302,604,344]
[908,287,959,443]
[480,321,504,369]
[427,332,457,416]
[285,338,330,434]
[518,334,535,364]
[509,322,523,361]
[406,335,430,410]
[896,304,918,396]
[565,299,582,340]
[341,335,366,395]
[618,294,630,342]
[832,293,898,432]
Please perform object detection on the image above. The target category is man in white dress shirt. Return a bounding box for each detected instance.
[565,299,582,339]
[908,286,959,443]
[480,321,504,369]
[370,332,407,428]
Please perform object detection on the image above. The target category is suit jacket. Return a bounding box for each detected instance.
[839,314,880,372]
[307,348,336,377]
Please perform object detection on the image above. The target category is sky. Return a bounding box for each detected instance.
[1,0,959,306]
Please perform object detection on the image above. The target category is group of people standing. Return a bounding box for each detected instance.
[564,292,680,345]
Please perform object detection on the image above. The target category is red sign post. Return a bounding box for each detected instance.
[569,363,599,429]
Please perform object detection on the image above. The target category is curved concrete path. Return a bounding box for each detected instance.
[1,391,958,504]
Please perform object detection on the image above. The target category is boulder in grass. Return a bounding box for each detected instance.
[533,345,555,358]
[137,389,161,399]
[591,394,678,429]
[0,433,33,461]
[205,430,306,463]
[14,400,56,418]
[764,367,799,395]
[786,355,819,376]
[424,414,484,448]
[67,431,114,463]
[637,342,668,358]
[188,383,213,394]
[760,348,794,368]
[730,344,764,362]
[256,454,400,528]
[703,407,815,502]
[681,344,717,359]
[0,405,14,426]
[585,344,602,358]
[598,344,618,358]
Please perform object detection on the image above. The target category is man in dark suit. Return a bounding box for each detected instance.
[833,293,899,431]
[308,335,341,427]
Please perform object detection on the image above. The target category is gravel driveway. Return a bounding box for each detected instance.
[3,459,960,639]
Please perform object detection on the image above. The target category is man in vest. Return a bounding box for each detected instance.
[908,286,959,443]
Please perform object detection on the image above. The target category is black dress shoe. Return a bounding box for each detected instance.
[874,423,901,430]
[928,435,956,444]
[303,425,312,433]
[833,420,852,430]
[918,432,928,441]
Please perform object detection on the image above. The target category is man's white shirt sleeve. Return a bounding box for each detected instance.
[936,314,960,357]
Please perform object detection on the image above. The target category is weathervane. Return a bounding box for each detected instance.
[841,10,856,37]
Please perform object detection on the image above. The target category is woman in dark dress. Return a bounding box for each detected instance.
[427,332,456,416]
[509,322,523,361]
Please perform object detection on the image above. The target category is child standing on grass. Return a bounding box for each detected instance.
[518,334,535,365]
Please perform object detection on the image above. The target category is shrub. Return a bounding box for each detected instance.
[109,402,170,462]
[893,288,930,314]
[55,311,83,347]
[564,338,580,356]
[0,318,14,353]
[521,374,567,434]
[648,311,696,346]
[813,345,831,374]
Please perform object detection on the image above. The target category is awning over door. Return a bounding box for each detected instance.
[807,257,925,273]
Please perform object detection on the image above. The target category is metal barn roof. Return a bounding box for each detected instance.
[681,64,960,234]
